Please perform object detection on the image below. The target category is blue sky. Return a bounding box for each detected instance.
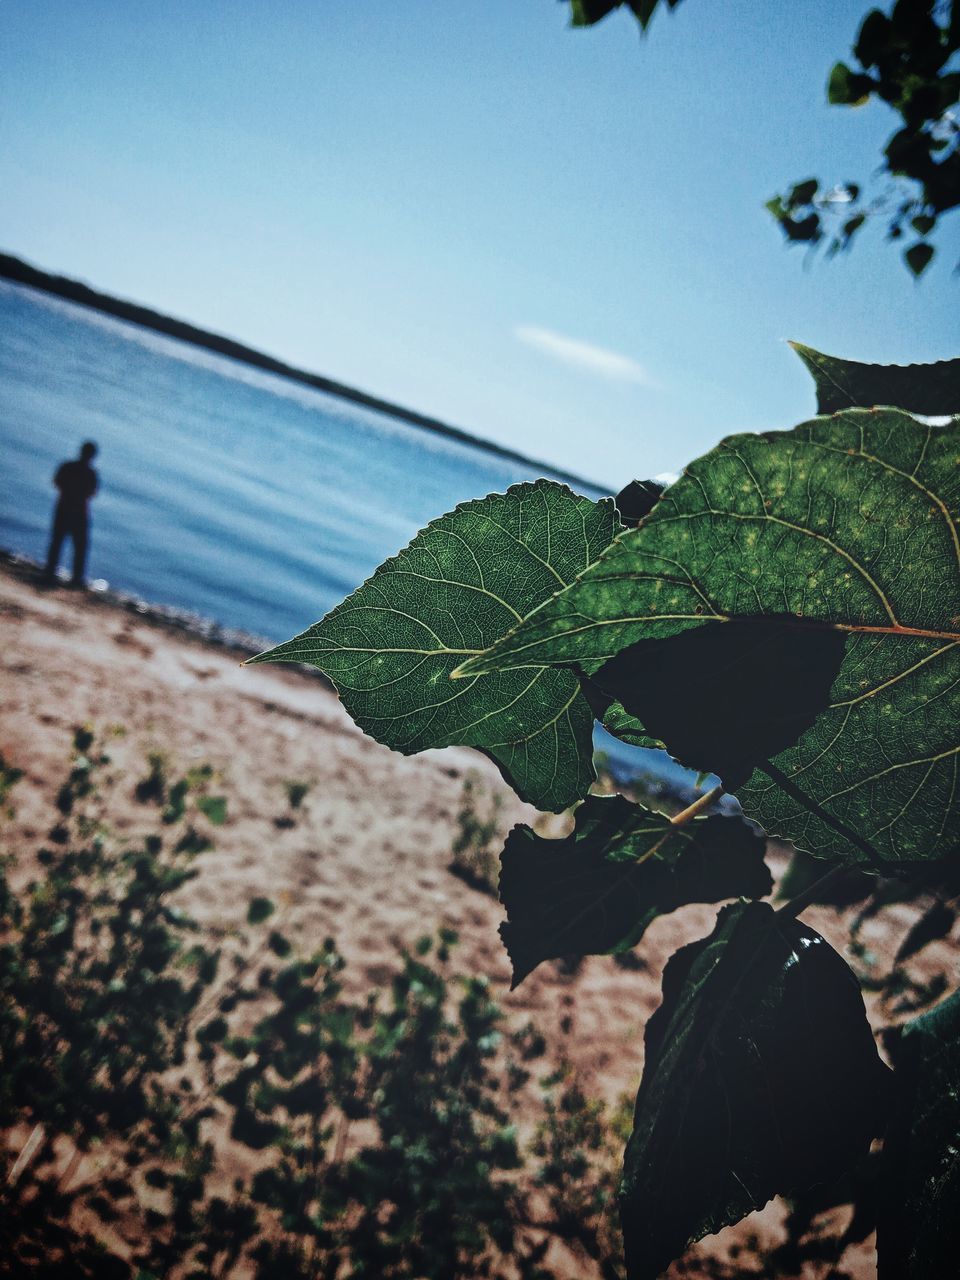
[2,0,958,487]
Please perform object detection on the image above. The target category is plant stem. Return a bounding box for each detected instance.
[669,784,725,827]
[760,762,883,867]
[775,865,849,919]
[634,784,724,865]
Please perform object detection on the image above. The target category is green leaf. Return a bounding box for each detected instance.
[776,846,874,909]
[196,794,227,826]
[792,342,960,414]
[827,62,872,106]
[251,482,620,811]
[498,794,770,987]
[568,0,623,23]
[787,176,819,206]
[621,901,889,1280]
[879,990,960,1278]
[459,411,960,865]
[590,616,847,790]
[905,241,935,277]
[600,700,661,749]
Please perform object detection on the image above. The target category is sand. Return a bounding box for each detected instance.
[2,560,955,1278]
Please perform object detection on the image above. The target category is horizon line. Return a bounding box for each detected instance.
[0,249,613,496]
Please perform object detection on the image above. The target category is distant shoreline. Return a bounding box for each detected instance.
[1,250,599,493]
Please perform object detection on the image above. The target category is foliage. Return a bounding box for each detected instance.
[791,341,960,414]
[460,405,959,869]
[0,732,625,1279]
[498,793,770,986]
[879,988,960,1278]
[769,0,960,276]
[259,345,960,1277]
[563,0,960,276]
[621,901,889,1279]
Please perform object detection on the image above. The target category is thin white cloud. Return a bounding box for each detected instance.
[515,325,650,384]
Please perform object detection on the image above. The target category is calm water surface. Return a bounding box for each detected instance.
[0,281,704,793]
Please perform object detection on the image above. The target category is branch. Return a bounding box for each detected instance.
[634,784,724,866]
[775,865,850,919]
[760,762,883,868]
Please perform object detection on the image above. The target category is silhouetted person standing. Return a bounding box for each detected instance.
[45,441,99,587]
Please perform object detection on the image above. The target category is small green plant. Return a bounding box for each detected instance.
[252,347,960,1278]
[568,1,960,278]
[1,730,626,1278]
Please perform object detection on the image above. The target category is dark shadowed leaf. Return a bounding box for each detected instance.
[789,177,819,205]
[614,479,666,526]
[879,990,960,1279]
[776,846,875,909]
[498,794,769,986]
[905,242,935,278]
[250,481,620,811]
[894,900,956,964]
[590,616,847,790]
[621,901,890,1280]
[792,343,960,414]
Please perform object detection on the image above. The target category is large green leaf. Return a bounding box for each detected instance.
[621,901,889,1280]
[498,794,770,986]
[458,411,960,863]
[249,481,619,812]
[792,343,960,415]
[879,989,960,1279]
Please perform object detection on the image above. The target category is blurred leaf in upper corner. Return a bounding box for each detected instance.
[792,343,960,414]
[773,0,960,276]
[827,61,873,106]
[566,0,684,31]
[249,481,620,813]
[879,989,960,1279]
[498,793,770,986]
[621,900,890,1280]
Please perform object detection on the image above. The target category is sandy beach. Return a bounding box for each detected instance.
[3,558,955,1278]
